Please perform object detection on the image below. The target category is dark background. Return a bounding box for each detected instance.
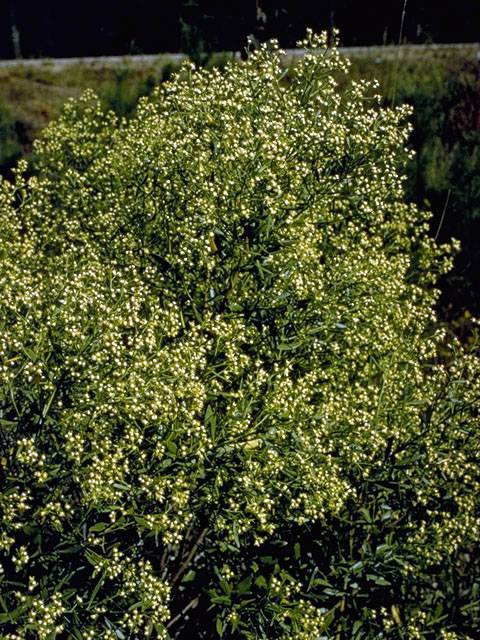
[1,0,478,59]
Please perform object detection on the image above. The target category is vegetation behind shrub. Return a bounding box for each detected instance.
[101,67,157,119]
[0,101,22,178]
[397,56,480,320]
[347,51,480,321]
[1,33,479,639]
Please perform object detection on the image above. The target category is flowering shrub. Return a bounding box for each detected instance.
[1,31,479,640]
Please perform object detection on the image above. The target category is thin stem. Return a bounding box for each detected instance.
[166,596,199,630]
[391,0,408,106]
[171,527,208,585]
[434,188,451,242]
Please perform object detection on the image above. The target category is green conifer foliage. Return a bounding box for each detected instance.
[0,32,479,640]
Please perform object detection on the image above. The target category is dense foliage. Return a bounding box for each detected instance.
[1,32,479,640]
[3,49,480,320]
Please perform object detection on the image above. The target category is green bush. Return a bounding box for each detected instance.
[386,54,480,319]
[0,102,22,178]
[389,55,480,319]
[1,32,479,640]
[102,68,157,120]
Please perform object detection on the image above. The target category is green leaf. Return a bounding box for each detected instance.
[87,571,106,609]
[322,609,336,630]
[366,574,391,586]
[85,550,104,568]
[165,440,178,455]
[21,346,37,362]
[232,521,240,547]
[58,545,82,554]
[42,386,57,418]
[237,575,252,595]
[0,595,8,613]
[154,623,167,636]
[182,569,196,582]
[255,575,267,589]
[352,620,362,636]
[216,617,224,637]
[113,482,130,492]
[133,515,150,528]
[359,507,372,523]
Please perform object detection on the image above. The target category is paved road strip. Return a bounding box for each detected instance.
[1,43,479,69]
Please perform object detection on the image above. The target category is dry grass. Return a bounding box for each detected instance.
[0,57,178,150]
[0,69,82,149]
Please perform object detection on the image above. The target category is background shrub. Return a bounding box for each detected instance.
[346,50,480,322]
[0,101,22,178]
[101,67,156,119]
[390,54,480,321]
[0,32,479,640]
